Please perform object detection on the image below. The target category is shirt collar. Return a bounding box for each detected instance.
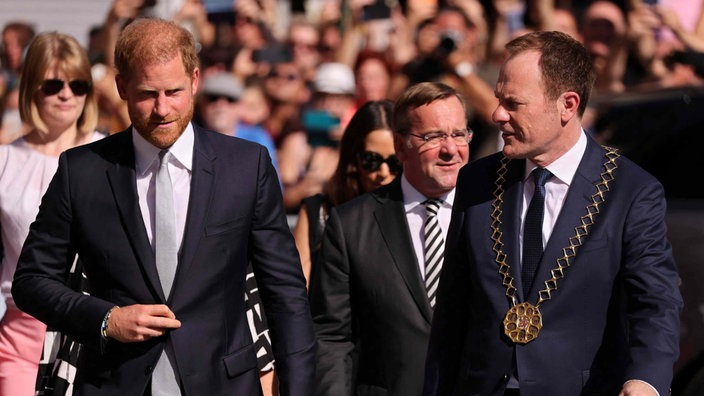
[523,130,587,186]
[400,173,456,212]
[133,122,195,176]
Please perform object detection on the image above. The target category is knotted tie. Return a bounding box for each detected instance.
[423,199,444,309]
[522,167,552,296]
[153,150,181,396]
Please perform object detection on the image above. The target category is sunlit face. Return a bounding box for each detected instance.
[238,86,270,125]
[35,60,87,132]
[116,55,199,149]
[492,51,563,163]
[263,62,303,103]
[359,129,397,192]
[396,97,469,198]
[289,25,319,70]
[581,1,625,59]
[356,58,390,102]
[199,94,238,136]
[3,29,25,71]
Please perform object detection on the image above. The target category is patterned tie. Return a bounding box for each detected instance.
[522,167,552,296]
[423,199,444,309]
[153,150,181,396]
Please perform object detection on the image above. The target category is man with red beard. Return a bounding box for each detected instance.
[12,18,315,396]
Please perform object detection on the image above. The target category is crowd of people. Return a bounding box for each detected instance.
[2,0,703,212]
[0,0,699,395]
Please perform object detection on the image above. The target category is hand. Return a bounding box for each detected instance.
[106,304,181,343]
[619,379,659,396]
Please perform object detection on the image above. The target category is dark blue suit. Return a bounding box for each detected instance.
[424,135,682,395]
[13,125,315,395]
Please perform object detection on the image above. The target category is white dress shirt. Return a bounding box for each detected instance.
[400,174,455,281]
[519,131,587,265]
[133,124,194,250]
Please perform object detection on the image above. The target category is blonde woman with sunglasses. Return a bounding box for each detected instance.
[0,32,103,395]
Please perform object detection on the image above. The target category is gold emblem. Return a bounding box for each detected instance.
[503,302,542,344]
[490,147,620,344]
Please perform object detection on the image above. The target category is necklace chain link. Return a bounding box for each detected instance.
[490,147,620,307]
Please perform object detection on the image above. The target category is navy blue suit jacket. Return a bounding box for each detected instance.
[424,135,682,396]
[13,125,315,395]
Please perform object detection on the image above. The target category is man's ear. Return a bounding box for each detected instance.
[191,67,200,95]
[560,91,580,122]
[115,74,127,100]
[393,132,408,162]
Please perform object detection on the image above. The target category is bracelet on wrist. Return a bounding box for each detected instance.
[101,306,118,339]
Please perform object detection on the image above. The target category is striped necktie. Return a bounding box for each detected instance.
[423,199,444,309]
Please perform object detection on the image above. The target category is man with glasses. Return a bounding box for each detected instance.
[310,82,471,396]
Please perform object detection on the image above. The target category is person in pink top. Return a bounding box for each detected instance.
[0,32,103,395]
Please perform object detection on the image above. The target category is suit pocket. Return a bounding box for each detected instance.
[223,344,258,378]
[205,215,248,237]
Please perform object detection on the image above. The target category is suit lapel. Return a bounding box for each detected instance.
[500,159,528,301]
[175,128,215,291]
[535,138,607,298]
[374,181,433,323]
[105,130,165,301]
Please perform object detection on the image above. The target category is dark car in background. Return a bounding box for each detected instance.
[594,86,704,395]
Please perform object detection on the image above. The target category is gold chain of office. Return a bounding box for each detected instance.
[489,146,620,344]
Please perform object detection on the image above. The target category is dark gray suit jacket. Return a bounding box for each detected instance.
[13,125,315,395]
[310,177,434,396]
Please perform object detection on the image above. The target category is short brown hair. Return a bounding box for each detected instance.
[19,32,98,134]
[505,31,596,117]
[392,82,468,136]
[114,18,199,81]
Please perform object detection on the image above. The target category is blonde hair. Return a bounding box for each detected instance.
[19,32,98,134]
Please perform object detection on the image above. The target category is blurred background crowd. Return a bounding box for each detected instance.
[1,0,704,390]
[2,0,704,211]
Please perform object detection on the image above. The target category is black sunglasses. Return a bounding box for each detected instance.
[358,151,402,174]
[205,94,238,104]
[267,70,299,81]
[40,79,91,96]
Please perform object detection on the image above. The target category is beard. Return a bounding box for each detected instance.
[131,104,194,149]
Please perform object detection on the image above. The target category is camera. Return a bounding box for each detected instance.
[435,30,463,57]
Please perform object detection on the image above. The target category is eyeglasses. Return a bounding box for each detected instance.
[358,151,402,174]
[204,94,238,104]
[407,130,473,148]
[40,79,91,96]
[267,70,299,81]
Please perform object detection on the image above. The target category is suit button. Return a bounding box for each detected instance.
[144,365,153,375]
[503,374,509,382]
